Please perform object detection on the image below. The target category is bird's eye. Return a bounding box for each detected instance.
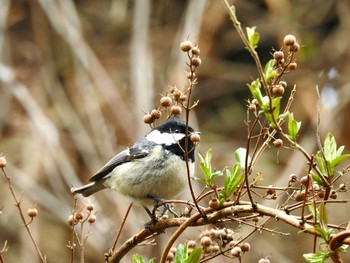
[173,129,180,133]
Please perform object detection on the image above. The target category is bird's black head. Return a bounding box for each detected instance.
[146,118,196,162]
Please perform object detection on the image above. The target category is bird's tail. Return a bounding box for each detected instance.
[72,181,106,197]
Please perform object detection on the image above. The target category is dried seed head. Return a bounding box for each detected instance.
[191,46,200,56]
[170,105,182,115]
[68,215,76,226]
[273,51,284,61]
[187,240,196,249]
[300,176,309,187]
[295,190,306,202]
[209,198,219,210]
[143,114,153,124]
[172,89,182,101]
[318,189,325,198]
[330,190,337,199]
[180,40,193,52]
[191,57,202,67]
[160,96,172,107]
[273,139,283,148]
[75,212,84,221]
[86,204,94,211]
[187,72,196,80]
[179,94,187,102]
[190,133,201,143]
[0,156,6,168]
[288,62,297,70]
[200,236,212,247]
[266,185,276,195]
[289,42,300,52]
[283,34,297,46]
[272,85,285,96]
[27,208,38,218]
[88,214,96,224]
[249,102,257,111]
[230,246,242,258]
[240,242,251,252]
[150,109,161,120]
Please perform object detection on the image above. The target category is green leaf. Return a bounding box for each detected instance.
[175,244,187,263]
[132,254,145,263]
[331,154,350,168]
[234,148,249,168]
[287,112,302,141]
[263,97,281,128]
[247,79,263,106]
[323,133,337,161]
[303,252,329,263]
[264,59,278,82]
[246,26,260,48]
[198,150,222,186]
[184,248,202,263]
[222,165,244,200]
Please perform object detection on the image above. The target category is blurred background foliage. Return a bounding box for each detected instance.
[1,0,350,262]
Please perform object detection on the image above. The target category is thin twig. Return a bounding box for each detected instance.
[110,202,133,253]
[1,167,46,263]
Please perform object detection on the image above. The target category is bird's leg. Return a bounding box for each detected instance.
[152,197,178,217]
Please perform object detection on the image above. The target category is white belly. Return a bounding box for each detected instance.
[104,146,194,206]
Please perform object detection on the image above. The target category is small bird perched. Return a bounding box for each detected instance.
[72,118,197,220]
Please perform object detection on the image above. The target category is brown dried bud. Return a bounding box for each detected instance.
[191,46,200,56]
[68,215,76,226]
[300,176,309,187]
[173,89,182,101]
[160,96,172,107]
[266,185,276,195]
[295,190,306,202]
[273,139,283,148]
[143,114,153,124]
[179,94,187,102]
[0,156,6,168]
[200,236,212,247]
[187,240,196,249]
[88,214,96,223]
[249,103,257,111]
[240,242,251,252]
[289,42,300,52]
[288,62,297,70]
[27,208,38,218]
[190,133,201,143]
[191,57,202,67]
[272,85,285,96]
[230,246,242,257]
[330,190,337,199]
[170,105,182,115]
[150,109,162,120]
[283,34,297,46]
[180,40,193,52]
[86,204,94,211]
[209,198,219,210]
[273,51,284,61]
[75,212,84,221]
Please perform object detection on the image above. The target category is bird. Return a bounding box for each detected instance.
[72,118,197,220]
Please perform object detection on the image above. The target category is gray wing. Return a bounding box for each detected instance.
[88,147,149,182]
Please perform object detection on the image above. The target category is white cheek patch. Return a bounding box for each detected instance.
[146,130,185,145]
